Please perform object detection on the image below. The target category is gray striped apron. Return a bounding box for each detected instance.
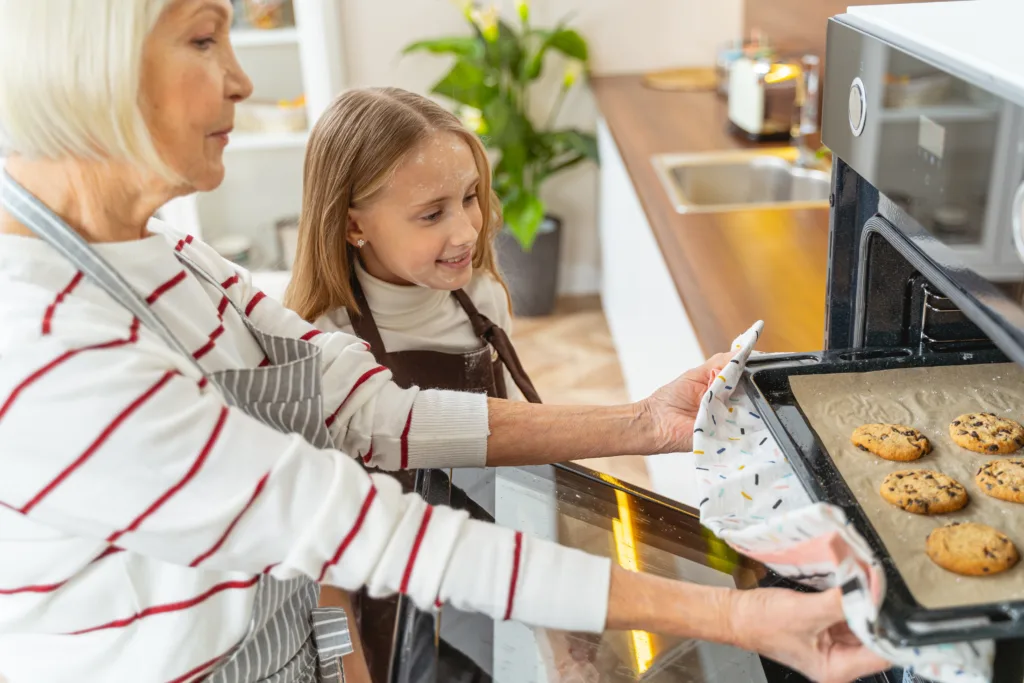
[2,172,353,683]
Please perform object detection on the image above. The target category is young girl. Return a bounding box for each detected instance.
[284,87,544,681]
[285,87,539,405]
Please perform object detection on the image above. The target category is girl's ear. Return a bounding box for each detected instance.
[346,211,366,248]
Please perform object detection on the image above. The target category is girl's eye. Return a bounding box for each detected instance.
[192,37,216,50]
[423,209,443,222]
[463,193,478,205]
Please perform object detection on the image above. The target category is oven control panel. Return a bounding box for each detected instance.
[823,18,1024,284]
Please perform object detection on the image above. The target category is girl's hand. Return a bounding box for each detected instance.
[729,588,890,683]
[637,351,735,453]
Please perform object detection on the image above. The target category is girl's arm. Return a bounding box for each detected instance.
[186,235,721,470]
[484,351,730,466]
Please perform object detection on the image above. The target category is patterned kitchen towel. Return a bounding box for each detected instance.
[693,321,993,683]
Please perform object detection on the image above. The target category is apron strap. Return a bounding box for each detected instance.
[452,289,542,404]
[174,250,265,340]
[311,605,353,682]
[347,273,390,364]
[1,171,207,377]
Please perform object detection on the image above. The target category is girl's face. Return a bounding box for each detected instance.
[348,131,483,291]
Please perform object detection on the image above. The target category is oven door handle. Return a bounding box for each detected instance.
[744,351,824,367]
[1012,179,1024,264]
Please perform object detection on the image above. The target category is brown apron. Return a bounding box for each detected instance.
[323,274,541,682]
[348,278,541,402]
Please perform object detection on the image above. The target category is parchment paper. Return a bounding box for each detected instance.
[790,362,1024,609]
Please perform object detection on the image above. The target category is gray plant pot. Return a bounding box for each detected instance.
[495,215,562,317]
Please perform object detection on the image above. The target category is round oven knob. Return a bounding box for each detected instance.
[849,77,867,137]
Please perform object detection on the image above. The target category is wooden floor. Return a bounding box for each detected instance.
[511,296,653,490]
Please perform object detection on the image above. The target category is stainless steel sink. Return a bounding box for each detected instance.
[651,148,831,213]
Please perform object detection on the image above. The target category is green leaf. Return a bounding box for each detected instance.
[523,32,549,81]
[523,25,563,81]
[548,28,588,61]
[536,154,587,184]
[430,60,496,109]
[543,129,598,161]
[403,36,483,60]
[502,191,545,251]
[482,98,533,150]
[481,19,523,75]
[522,28,587,81]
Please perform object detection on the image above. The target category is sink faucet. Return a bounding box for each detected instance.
[792,54,821,168]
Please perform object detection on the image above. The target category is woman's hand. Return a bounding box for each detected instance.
[729,588,890,683]
[607,567,888,683]
[637,351,735,453]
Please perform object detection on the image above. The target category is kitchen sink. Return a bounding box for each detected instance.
[651,148,831,213]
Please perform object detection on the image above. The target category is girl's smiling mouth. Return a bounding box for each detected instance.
[437,250,472,269]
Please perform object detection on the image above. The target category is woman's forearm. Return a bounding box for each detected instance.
[485,399,666,467]
[606,567,891,683]
[605,565,737,645]
[484,352,727,467]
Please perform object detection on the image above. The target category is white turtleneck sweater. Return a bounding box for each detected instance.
[315,262,522,401]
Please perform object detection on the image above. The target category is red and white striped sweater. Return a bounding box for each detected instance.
[0,220,611,683]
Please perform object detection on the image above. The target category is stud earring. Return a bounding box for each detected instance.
[356,239,366,248]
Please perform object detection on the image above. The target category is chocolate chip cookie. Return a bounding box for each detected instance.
[926,522,1019,576]
[976,459,1024,504]
[879,470,969,514]
[949,413,1024,454]
[851,424,931,461]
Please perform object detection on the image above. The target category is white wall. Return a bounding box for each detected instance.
[337,0,742,294]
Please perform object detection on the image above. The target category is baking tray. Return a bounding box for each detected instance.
[742,346,1024,646]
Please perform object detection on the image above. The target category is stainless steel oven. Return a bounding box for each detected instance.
[743,3,1024,681]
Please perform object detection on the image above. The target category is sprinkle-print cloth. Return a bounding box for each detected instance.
[693,321,993,683]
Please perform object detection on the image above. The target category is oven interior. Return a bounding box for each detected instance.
[742,187,1024,658]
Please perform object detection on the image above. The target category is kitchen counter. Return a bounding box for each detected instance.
[591,75,829,354]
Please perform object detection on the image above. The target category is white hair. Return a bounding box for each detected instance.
[0,0,173,175]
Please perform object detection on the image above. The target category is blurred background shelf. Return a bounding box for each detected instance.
[231,27,300,47]
[228,131,310,151]
[160,0,345,275]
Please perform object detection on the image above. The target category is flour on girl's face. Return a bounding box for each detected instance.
[352,130,485,292]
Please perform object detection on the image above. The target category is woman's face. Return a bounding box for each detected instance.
[349,131,483,291]
[140,0,252,192]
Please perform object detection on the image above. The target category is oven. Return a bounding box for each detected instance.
[743,5,1024,682]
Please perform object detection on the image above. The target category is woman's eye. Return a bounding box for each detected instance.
[192,37,216,50]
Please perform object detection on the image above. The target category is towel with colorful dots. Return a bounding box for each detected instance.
[693,321,993,683]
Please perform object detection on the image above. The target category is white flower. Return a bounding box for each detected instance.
[459,106,486,134]
[516,0,530,22]
[469,4,500,42]
[562,61,583,88]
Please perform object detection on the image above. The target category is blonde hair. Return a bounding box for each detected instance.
[0,0,173,176]
[284,87,508,322]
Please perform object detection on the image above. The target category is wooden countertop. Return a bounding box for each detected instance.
[592,75,829,354]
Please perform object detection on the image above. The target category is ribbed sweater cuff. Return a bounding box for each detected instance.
[406,389,489,468]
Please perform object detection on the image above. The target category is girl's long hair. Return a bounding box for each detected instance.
[284,87,507,322]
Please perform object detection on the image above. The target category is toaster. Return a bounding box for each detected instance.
[727,57,802,142]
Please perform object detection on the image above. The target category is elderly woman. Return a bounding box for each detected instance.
[0,1,888,682]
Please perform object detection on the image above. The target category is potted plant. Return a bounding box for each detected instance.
[403,1,599,316]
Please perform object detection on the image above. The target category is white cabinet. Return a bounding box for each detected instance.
[597,118,706,507]
[159,0,345,297]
